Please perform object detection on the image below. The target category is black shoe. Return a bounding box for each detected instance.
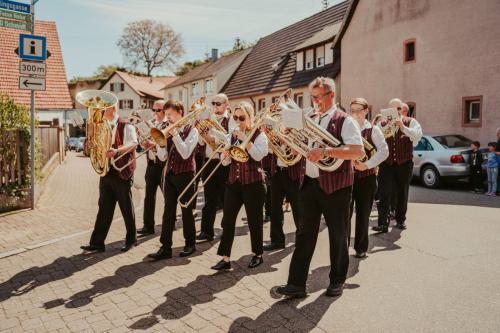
[80,244,105,253]
[355,252,367,259]
[396,223,407,230]
[263,214,271,222]
[275,284,306,298]
[148,247,172,261]
[137,227,155,236]
[248,255,263,268]
[263,243,285,251]
[372,225,388,233]
[120,241,137,252]
[179,246,196,257]
[325,283,343,297]
[196,231,214,242]
[211,259,231,270]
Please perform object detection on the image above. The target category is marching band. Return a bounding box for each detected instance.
[77,75,423,298]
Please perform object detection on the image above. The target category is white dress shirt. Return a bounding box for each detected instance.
[149,119,168,162]
[305,106,362,178]
[171,126,199,159]
[109,114,138,146]
[222,129,269,166]
[400,118,423,147]
[360,120,389,169]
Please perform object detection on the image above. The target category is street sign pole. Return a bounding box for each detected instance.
[29,0,35,209]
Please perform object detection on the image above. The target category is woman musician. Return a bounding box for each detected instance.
[211,102,269,270]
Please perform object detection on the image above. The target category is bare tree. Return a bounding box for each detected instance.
[117,20,184,76]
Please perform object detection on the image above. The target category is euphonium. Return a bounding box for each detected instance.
[150,97,206,147]
[76,90,117,176]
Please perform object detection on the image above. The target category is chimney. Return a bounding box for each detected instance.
[211,48,218,63]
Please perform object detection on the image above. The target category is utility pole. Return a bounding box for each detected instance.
[30,0,36,209]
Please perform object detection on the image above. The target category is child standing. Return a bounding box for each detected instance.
[469,141,483,193]
[486,142,499,196]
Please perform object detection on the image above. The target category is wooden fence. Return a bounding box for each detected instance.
[35,126,66,165]
[0,130,29,188]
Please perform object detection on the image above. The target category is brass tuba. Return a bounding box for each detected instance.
[76,90,117,176]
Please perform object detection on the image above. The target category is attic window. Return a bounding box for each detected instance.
[272,55,289,73]
[404,39,416,63]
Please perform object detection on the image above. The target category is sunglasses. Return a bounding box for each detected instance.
[212,101,223,106]
[397,107,402,111]
[153,109,163,113]
[233,115,246,122]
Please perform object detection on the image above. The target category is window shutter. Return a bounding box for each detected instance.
[110,83,114,92]
[119,100,123,109]
[130,100,134,109]
[120,83,125,91]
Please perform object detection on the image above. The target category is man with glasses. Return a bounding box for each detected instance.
[276,77,364,298]
[138,100,168,236]
[196,93,234,241]
[349,98,388,259]
[373,99,422,233]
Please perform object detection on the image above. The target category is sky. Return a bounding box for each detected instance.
[30,0,343,80]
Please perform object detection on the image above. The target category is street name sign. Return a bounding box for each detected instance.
[0,0,30,14]
[0,17,30,30]
[0,7,31,21]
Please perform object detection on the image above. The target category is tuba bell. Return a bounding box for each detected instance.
[76,90,117,176]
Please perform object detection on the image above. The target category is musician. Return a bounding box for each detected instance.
[373,99,422,232]
[81,105,138,252]
[211,101,268,270]
[263,147,302,251]
[148,100,199,260]
[138,100,168,236]
[276,77,364,298]
[196,93,232,241]
[349,98,388,258]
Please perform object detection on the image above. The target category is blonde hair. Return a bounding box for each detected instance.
[308,76,335,93]
[350,97,369,109]
[234,101,255,127]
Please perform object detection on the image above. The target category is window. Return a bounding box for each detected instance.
[110,82,124,92]
[305,49,314,70]
[258,98,266,111]
[296,52,304,71]
[119,100,133,109]
[294,93,303,108]
[191,82,199,97]
[205,79,213,94]
[316,45,325,67]
[415,138,433,151]
[404,39,416,63]
[406,102,416,118]
[433,135,472,149]
[462,96,482,127]
[178,90,183,101]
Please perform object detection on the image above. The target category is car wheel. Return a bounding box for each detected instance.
[420,165,441,188]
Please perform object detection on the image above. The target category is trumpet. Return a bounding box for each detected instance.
[151,98,207,147]
[378,108,400,139]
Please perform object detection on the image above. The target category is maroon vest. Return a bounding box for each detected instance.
[355,127,377,179]
[112,118,136,180]
[385,117,413,165]
[220,116,229,131]
[166,125,196,175]
[228,130,264,185]
[287,158,304,182]
[298,110,354,195]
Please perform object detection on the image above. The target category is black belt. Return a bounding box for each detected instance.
[148,159,165,166]
[304,175,319,184]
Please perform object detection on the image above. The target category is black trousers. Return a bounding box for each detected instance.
[90,170,136,247]
[470,166,483,190]
[349,174,377,254]
[270,167,301,245]
[200,159,228,237]
[160,172,196,250]
[264,167,272,216]
[217,181,265,257]
[142,162,164,231]
[377,161,413,226]
[288,178,352,287]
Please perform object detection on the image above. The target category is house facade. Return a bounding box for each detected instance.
[334,0,500,144]
[163,48,251,110]
[222,2,348,112]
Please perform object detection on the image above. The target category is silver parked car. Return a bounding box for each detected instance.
[412,134,477,188]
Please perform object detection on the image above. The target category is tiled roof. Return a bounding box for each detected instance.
[222,1,349,99]
[163,48,252,89]
[0,21,73,110]
[106,71,177,99]
[293,22,342,51]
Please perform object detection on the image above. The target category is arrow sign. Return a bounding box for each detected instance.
[19,76,46,91]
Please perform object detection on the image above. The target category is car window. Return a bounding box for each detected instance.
[433,135,472,149]
[415,138,433,151]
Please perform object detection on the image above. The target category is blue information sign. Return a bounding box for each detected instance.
[0,0,31,14]
[19,34,47,61]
